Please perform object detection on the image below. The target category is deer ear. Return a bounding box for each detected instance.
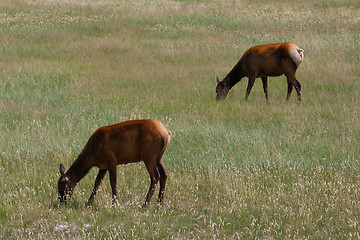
[216,76,220,83]
[60,176,69,183]
[60,164,66,175]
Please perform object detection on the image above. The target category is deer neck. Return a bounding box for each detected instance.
[66,155,93,186]
[225,63,244,90]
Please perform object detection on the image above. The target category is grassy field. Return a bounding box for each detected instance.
[0,0,359,238]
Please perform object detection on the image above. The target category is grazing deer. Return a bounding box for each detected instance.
[216,42,304,102]
[57,119,172,207]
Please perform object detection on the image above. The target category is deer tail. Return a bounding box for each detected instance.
[298,48,304,61]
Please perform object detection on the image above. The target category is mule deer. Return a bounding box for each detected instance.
[216,42,304,102]
[57,119,171,207]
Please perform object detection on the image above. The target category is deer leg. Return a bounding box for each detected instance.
[143,161,160,207]
[108,166,118,206]
[87,169,107,206]
[294,76,302,103]
[156,160,167,205]
[261,77,269,102]
[245,77,256,101]
[286,74,301,102]
[286,81,293,101]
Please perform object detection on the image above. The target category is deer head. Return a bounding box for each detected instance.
[216,76,229,100]
[58,164,72,204]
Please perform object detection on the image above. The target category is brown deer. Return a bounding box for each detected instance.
[57,119,172,207]
[216,42,304,102]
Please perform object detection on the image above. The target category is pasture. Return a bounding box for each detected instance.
[0,0,359,238]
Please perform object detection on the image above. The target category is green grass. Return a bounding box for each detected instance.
[0,0,359,238]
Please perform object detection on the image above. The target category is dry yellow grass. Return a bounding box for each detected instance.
[0,0,359,238]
